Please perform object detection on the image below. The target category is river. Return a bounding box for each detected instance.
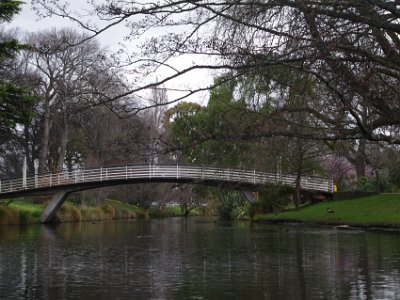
[1,218,400,299]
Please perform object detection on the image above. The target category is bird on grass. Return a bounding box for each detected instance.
[327,208,334,214]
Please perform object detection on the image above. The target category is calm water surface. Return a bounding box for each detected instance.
[1,218,400,300]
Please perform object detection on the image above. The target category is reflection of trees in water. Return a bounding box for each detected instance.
[170,225,400,300]
[1,222,400,299]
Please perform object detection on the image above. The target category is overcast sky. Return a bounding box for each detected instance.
[8,1,213,105]
[11,1,130,50]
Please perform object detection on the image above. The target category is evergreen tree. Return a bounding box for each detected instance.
[0,0,34,144]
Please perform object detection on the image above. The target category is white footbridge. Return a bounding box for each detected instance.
[0,164,333,223]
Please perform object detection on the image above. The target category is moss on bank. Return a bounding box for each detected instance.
[0,199,148,225]
[255,194,400,227]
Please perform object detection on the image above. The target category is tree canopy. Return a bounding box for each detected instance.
[32,0,400,143]
[167,78,257,168]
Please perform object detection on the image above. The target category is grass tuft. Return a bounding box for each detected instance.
[56,203,83,223]
[0,205,20,225]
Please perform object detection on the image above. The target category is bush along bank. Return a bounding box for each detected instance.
[0,199,148,225]
[255,194,400,229]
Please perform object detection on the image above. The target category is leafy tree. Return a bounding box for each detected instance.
[166,101,203,163]
[167,77,256,168]
[0,1,35,145]
[25,28,133,172]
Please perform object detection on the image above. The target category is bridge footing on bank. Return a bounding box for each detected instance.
[40,190,72,223]
[242,190,258,202]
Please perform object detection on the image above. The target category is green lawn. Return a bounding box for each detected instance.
[105,199,148,218]
[149,205,184,217]
[255,194,400,227]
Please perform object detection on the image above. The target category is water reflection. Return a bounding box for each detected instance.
[1,219,400,299]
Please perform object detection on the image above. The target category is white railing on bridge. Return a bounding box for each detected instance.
[0,164,333,195]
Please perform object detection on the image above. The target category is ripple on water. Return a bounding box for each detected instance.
[1,219,400,300]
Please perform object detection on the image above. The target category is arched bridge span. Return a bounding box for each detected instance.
[0,164,333,223]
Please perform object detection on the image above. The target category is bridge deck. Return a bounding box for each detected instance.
[0,164,333,198]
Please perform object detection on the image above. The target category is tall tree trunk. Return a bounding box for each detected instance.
[22,123,34,173]
[294,169,302,210]
[56,110,68,171]
[354,139,367,180]
[292,138,304,210]
[38,99,50,173]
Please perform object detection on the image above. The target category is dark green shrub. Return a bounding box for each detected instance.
[215,190,245,221]
[249,184,293,218]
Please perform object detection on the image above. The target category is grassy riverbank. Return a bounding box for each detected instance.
[4,194,399,227]
[0,198,201,225]
[255,194,400,228]
[0,199,149,225]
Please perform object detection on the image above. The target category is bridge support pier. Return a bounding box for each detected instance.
[40,190,71,223]
[241,190,258,202]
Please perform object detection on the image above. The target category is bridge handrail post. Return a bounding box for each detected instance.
[253,170,256,184]
[100,167,103,181]
[149,163,151,179]
[126,165,128,179]
[176,164,179,179]
[49,173,52,187]
[74,170,77,183]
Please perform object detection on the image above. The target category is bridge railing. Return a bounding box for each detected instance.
[0,164,333,195]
